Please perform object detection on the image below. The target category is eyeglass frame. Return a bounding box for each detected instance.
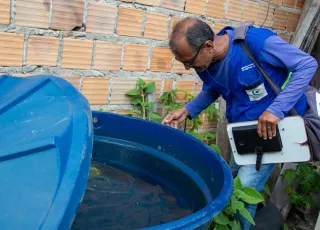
[181,41,208,68]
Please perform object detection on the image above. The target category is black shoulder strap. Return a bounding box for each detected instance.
[233,22,298,116]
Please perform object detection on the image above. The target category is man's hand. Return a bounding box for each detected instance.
[161,107,189,129]
[257,111,280,140]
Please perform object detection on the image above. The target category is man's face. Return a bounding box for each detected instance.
[173,38,213,72]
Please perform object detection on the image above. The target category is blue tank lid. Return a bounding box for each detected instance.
[0,75,93,229]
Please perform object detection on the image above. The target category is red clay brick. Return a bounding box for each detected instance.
[117,7,144,37]
[273,8,288,30]
[110,78,137,105]
[214,23,228,32]
[185,0,206,15]
[282,0,295,7]
[94,42,122,71]
[144,12,169,41]
[15,0,50,29]
[195,81,203,94]
[123,44,149,71]
[257,4,274,27]
[81,77,110,105]
[204,20,213,29]
[207,0,225,19]
[0,33,24,66]
[136,0,160,6]
[62,38,93,70]
[86,2,117,35]
[144,78,162,99]
[175,80,196,102]
[27,36,59,66]
[242,0,259,22]
[272,0,282,5]
[62,76,80,89]
[295,0,305,9]
[225,0,243,21]
[162,0,186,12]
[286,12,300,32]
[163,79,173,92]
[51,0,84,31]
[169,17,183,34]
[150,47,172,72]
[172,59,192,74]
[278,33,291,43]
[0,0,10,24]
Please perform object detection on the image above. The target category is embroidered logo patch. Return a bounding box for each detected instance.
[245,83,268,101]
[241,63,255,72]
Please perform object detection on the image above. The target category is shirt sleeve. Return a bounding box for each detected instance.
[184,89,219,119]
[259,35,318,119]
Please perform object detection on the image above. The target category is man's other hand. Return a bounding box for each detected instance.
[257,111,280,140]
[161,107,189,129]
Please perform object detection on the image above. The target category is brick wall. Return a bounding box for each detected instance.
[0,0,304,122]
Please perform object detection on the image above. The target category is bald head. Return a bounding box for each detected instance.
[169,18,214,55]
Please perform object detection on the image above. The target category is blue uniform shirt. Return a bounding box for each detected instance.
[185,26,318,123]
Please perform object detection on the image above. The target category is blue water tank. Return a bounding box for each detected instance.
[0,75,93,229]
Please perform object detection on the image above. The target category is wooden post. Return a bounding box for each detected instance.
[216,97,230,163]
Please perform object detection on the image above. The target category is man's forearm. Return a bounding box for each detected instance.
[184,90,219,119]
[260,35,319,119]
[267,57,318,118]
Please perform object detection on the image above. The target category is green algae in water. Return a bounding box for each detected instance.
[72,162,194,230]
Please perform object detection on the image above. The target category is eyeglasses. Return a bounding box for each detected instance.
[182,42,206,68]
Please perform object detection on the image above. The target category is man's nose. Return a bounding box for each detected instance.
[184,64,191,70]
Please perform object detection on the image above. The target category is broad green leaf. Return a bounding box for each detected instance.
[239,187,264,204]
[234,177,242,190]
[229,220,241,230]
[137,78,145,87]
[213,224,229,230]
[263,183,271,197]
[283,224,289,230]
[131,97,142,105]
[213,212,229,225]
[129,110,142,116]
[141,102,154,110]
[231,198,244,211]
[281,168,296,185]
[187,131,204,142]
[210,144,221,155]
[205,131,216,141]
[224,206,236,216]
[98,108,104,112]
[144,82,156,94]
[149,112,162,121]
[125,88,139,96]
[239,208,255,225]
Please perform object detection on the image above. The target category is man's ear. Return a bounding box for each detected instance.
[205,40,214,52]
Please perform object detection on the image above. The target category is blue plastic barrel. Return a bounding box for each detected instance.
[76,111,234,230]
[0,74,233,230]
[0,75,93,230]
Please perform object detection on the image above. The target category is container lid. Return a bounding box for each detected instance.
[0,75,93,229]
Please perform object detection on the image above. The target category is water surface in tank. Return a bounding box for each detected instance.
[71,137,208,230]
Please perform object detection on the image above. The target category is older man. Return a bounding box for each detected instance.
[162,18,318,229]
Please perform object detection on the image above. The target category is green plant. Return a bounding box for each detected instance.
[210,177,265,230]
[188,130,221,155]
[281,163,320,209]
[125,78,162,122]
[159,89,219,131]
